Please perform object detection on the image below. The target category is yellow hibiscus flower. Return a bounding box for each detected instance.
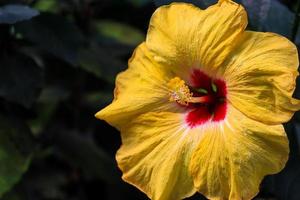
[95,0,300,199]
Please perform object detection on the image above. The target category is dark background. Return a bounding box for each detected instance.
[0,0,300,199]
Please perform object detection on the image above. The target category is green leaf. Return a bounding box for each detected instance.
[29,86,71,135]
[38,86,70,103]
[1,192,21,200]
[78,44,127,82]
[0,54,43,108]
[0,4,39,24]
[0,115,34,197]
[33,0,59,13]
[83,91,113,108]
[15,13,85,66]
[2,166,68,200]
[93,20,144,46]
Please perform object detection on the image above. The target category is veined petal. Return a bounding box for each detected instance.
[146,0,247,75]
[117,112,200,200]
[224,31,300,124]
[189,105,289,200]
[95,43,177,128]
[95,1,300,199]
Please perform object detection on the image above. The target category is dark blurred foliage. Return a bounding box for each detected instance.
[0,0,300,200]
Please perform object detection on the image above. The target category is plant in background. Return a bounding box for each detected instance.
[96,0,300,199]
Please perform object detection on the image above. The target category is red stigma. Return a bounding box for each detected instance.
[186,70,227,127]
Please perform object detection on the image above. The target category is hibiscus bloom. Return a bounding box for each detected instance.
[95,0,300,199]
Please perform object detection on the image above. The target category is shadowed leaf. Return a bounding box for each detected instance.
[83,91,113,108]
[33,0,59,13]
[127,0,152,6]
[0,4,39,24]
[241,0,295,38]
[78,44,127,82]
[272,156,300,200]
[0,115,35,198]
[293,122,300,155]
[53,129,119,184]
[93,20,144,46]
[0,54,43,108]
[16,13,85,66]
[29,86,71,135]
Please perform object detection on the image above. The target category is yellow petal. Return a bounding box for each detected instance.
[223,31,300,124]
[95,43,178,128]
[189,105,289,200]
[117,112,200,200]
[146,1,247,75]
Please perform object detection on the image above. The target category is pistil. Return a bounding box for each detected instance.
[188,95,213,104]
[168,77,213,106]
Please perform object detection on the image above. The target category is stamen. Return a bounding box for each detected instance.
[168,77,212,106]
[168,77,192,105]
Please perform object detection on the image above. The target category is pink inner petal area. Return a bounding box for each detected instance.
[186,70,227,127]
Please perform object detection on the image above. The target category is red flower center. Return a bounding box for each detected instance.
[186,69,227,127]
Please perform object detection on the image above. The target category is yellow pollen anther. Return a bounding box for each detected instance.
[167,77,212,106]
[168,77,193,105]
